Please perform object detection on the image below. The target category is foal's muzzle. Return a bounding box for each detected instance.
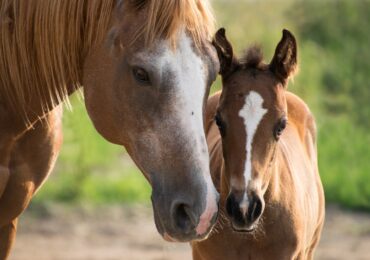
[226,191,264,232]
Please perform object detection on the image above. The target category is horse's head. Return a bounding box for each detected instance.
[212,29,297,232]
[82,1,219,242]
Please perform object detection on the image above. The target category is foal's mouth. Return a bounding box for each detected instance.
[229,216,262,234]
[231,223,256,233]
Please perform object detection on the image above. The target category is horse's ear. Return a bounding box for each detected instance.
[212,28,236,77]
[270,29,297,85]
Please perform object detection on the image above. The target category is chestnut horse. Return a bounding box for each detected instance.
[192,29,325,259]
[0,1,220,258]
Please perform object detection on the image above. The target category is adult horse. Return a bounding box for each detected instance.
[191,29,325,259]
[0,0,220,258]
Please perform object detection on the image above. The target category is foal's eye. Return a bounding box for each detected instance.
[132,67,150,84]
[274,116,287,140]
[215,113,226,137]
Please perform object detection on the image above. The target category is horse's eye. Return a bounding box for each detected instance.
[215,113,226,137]
[132,67,150,84]
[274,116,287,140]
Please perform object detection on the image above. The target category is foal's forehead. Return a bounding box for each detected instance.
[222,69,280,108]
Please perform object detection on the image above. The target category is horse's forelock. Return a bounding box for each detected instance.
[128,0,215,48]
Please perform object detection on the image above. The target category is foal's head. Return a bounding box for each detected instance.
[212,29,297,232]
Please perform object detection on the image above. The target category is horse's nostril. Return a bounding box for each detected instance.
[172,203,196,233]
[247,196,263,223]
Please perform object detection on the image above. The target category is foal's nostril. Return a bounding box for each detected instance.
[226,194,246,226]
[172,203,196,234]
[226,193,236,217]
[247,196,263,223]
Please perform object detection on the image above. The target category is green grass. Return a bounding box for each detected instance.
[32,95,151,206]
[318,118,370,210]
[32,0,370,211]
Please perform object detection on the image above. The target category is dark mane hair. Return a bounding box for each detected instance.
[239,45,267,70]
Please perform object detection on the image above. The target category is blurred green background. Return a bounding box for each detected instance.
[32,0,370,211]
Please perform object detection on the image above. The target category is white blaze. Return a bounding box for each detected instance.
[171,32,218,236]
[239,192,249,216]
[238,91,268,189]
[138,30,218,236]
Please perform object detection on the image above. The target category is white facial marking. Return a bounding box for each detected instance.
[239,91,268,188]
[138,30,217,236]
[171,32,218,236]
[239,192,249,216]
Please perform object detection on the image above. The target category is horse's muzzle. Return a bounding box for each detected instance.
[151,187,219,242]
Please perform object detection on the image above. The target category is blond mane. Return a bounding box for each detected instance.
[0,0,115,121]
[136,0,215,47]
[0,0,215,122]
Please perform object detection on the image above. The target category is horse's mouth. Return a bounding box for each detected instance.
[230,222,257,233]
[152,197,219,242]
[160,222,216,243]
[163,232,179,242]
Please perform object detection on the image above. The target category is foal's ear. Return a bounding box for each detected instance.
[270,29,298,85]
[212,28,236,77]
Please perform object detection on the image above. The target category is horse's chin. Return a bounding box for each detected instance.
[163,233,179,242]
[152,195,218,243]
[156,218,216,243]
[159,227,213,243]
[161,231,212,243]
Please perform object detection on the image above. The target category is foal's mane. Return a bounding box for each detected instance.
[0,0,215,122]
[240,46,267,70]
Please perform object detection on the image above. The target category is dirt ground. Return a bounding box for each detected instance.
[11,204,370,260]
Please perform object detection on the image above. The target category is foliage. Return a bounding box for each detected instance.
[289,0,370,209]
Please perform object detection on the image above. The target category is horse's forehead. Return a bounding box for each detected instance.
[135,32,205,73]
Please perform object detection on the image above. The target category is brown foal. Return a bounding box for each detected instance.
[192,29,325,259]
